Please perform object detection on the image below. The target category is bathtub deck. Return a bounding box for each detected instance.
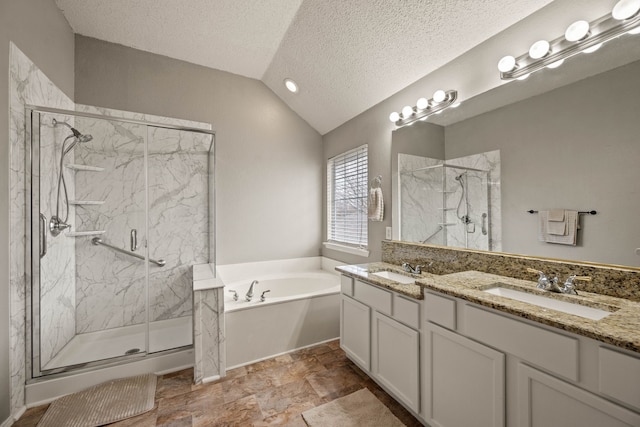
[16,340,422,427]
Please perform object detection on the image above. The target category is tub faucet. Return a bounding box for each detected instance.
[246,280,259,302]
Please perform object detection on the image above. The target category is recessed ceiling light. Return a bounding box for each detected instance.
[284,78,298,93]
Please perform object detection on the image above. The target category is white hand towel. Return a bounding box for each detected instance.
[368,187,384,221]
[547,209,568,235]
[539,210,578,245]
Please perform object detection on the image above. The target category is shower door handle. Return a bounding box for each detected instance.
[130,229,138,252]
[39,213,47,258]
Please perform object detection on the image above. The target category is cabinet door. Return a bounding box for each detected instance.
[340,295,370,371]
[424,323,505,427]
[372,311,420,413]
[518,364,640,427]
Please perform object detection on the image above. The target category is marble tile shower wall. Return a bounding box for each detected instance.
[38,115,78,368]
[72,116,211,332]
[398,150,501,251]
[9,43,75,415]
[73,117,148,332]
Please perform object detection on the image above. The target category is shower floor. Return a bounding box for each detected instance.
[42,316,192,371]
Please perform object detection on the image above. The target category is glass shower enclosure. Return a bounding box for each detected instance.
[26,106,215,378]
[399,163,491,250]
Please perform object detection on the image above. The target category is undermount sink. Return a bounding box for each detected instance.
[483,286,614,320]
[372,271,416,284]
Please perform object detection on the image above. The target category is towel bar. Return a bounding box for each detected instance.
[527,210,597,215]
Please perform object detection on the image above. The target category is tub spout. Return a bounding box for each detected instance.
[246,280,259,302]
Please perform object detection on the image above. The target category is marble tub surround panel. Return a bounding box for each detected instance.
[418,271,640,353]
[336,262,425,299]
[382,240,640,301]
[193,287,225,384]
[397,150,501,251]
[9,43,75,414]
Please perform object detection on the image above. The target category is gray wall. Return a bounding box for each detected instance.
[0,0,74,421]
[445,60,640,267]
[74,36,323,265]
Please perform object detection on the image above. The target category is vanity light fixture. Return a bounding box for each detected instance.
[497,0,640,81]
[389,90,458,128]
[284,78,298,93]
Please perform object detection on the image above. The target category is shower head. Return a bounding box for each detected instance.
[53,118,93,142]
[455,173,465,181]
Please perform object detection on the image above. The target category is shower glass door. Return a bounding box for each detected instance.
[31,110,149,376]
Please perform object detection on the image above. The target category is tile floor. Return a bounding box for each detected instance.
[15,340,423,426]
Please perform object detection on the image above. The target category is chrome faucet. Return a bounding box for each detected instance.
[402,262,423,274]
[246,280,259,302]
[559,275,592,295]
[529,269,561,292]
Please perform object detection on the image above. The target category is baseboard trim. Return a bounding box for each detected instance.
[3,405,26,427]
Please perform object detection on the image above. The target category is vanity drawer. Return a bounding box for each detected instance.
[341,275,354,296]
[598,346,640,411]
[465,305,579,381]
[393,294,420,329]
[424,292,457,330]
[354,280,392,315]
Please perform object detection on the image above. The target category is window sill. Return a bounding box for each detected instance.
[323,242,370,257]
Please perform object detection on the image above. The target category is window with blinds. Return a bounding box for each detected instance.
[327,144,368,248]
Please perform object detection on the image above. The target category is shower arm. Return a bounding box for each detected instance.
[91,237,166,267]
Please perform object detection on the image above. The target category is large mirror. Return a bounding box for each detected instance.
[392,54,640,268]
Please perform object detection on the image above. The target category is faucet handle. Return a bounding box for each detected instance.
[260,290,271,302]
[228,290,238,301]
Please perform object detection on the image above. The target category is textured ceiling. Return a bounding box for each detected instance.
[56,0,555,134]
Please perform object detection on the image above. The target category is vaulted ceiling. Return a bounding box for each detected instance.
[57,0,603,135]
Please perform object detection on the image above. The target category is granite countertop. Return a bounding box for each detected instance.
[336,263,640,353]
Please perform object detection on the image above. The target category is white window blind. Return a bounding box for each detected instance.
[327,144,368,248]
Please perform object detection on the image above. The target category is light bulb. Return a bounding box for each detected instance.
[565,20,590,42]
[583,43,603,53]
[402,106,414,118]
[389,112,400,122]
[612,0,640,20]
[628,26,640,34]
[433,90,446,103]
[497,55,517,72]
[416,98,429,110]
[516,73,530,81]
[284,78,298,93]
[529,40,550,59]
[546,59,565,69]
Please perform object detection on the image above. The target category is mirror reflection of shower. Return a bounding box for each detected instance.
[50,118,93,236]
[398,152,500,252]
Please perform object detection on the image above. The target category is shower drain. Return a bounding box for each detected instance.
[124,348,140,355]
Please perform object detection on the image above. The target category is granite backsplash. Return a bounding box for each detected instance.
[381,240,640,302]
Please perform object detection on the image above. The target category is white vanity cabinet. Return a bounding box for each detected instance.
[422,289,640,427]
[339,275,421,414]
[422,295,505,427]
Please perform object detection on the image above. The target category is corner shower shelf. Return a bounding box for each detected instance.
[438,208,457,211]
[438,223,458,226]
[64,164,105,172]
[66,230,106,237]
[68,200,105,206]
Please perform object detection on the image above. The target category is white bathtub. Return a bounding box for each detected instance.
[219,257,342,368]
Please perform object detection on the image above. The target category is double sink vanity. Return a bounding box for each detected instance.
[336,250,640,427]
